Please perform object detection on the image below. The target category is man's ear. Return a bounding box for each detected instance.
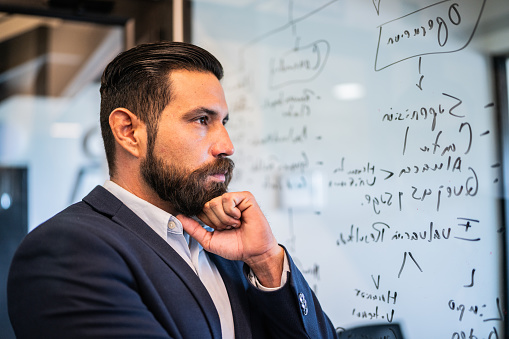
[109,108,146,159]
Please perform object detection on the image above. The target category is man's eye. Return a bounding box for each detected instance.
[197,116,208,124]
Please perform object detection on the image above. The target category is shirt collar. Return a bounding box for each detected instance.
[103,180,183,241]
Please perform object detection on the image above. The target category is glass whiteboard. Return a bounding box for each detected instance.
[192,0,508,337]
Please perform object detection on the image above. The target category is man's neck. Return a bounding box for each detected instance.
[110,176,178,215]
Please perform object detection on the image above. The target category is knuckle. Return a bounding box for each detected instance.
[208,199,220,208]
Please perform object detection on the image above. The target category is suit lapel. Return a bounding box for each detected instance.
[82,186,222,339]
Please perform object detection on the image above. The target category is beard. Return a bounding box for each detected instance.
[140,147,234,217]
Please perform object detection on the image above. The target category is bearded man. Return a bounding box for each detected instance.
[7,41,337,339]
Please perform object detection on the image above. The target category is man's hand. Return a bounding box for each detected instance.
[177,191,284,288]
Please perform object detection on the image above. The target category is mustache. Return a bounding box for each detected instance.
[192,157,235,186]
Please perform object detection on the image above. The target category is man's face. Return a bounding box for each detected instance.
[140,70,235,216]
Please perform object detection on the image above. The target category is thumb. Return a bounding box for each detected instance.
[176,214,212,249]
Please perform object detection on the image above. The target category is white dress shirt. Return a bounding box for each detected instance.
[103,180,289,338]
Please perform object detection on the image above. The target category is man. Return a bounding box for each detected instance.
[8,41,337,338]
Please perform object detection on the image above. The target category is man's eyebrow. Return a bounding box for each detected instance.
[183,107,229,121]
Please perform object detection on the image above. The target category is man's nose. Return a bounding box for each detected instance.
[211,125,234,157]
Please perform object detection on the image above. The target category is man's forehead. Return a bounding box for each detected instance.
[168,70,223,95]
[162,70,228,118]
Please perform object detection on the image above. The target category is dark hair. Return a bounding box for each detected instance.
[100,41,224,176]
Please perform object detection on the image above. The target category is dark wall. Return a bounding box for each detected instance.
[0,167,28,339]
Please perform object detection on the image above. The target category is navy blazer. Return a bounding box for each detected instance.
[8,186,337,338]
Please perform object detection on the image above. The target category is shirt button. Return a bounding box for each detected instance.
[168,221,177,230]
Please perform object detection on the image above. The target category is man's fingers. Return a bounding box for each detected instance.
[202,196,241,229]
[221,195,242,221]
[201,201,223,228]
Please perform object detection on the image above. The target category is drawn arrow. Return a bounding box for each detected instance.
[416,57,424,90]
[398,252,423,278]
[379,169,394,180]
[371,275,381,289]
[416,75,424,90]
[372,0,381,15]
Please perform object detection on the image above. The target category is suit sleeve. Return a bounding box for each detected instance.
[7,221,171,339]
[244,246,338,339]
